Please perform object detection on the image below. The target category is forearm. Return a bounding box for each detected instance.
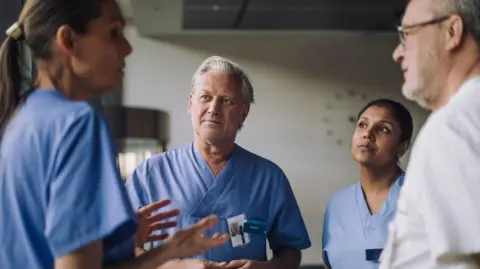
[104,243,175,269]
[266,247,301,269]
[133,247,182,269]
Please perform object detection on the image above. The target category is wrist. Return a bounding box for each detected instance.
[264,259,281,269]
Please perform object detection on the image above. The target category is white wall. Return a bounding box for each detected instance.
[123,26,429,265]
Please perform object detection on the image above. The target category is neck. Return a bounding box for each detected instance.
[36,61,91,101]
[430,48,480,111]
[194,136,235,165]
[360,164,401,194]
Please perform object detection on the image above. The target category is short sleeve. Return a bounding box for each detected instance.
[125,160,151,210]
[415,120,480,261]
[45,108,138,258]
[268,173,311,251]
[322,202,331,251]
[322,204,332,268]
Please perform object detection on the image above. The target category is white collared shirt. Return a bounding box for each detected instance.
[379,77,480,269]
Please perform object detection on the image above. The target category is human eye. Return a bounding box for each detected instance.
[200,95,211,101]
[222,98,233,105]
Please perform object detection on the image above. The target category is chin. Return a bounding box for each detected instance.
[353,154,372,165]
[402,82,417,101]
[199,130,224,141]
[403,84,431,110]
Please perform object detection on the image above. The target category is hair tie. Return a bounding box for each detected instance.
[6,22,24,41]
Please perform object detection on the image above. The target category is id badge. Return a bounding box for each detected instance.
[227,214,250,247]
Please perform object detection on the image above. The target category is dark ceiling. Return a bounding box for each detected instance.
[183,0,406,32]
[0,0,23,43]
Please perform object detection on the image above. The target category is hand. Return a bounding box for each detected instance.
[135,199,180,248]
[164,215,229,259]
[225,260,267,269]
[176,259,227,269]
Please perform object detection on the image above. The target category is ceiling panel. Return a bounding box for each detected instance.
[184,8,240,29]
[183,0,405,32]
[185,0,243,5]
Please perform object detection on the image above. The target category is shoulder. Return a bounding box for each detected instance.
[135,143,191,179]
[432,78,480,141]
[413,84,480,156]
[7,92,102,145]
[36,99,103,136]
[28,90,99,123]
[145,143,191,167]
[326,182,357,213]
[236,145,285,175]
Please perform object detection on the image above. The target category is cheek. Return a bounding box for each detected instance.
[376,138,398,158]
[192,105,207,119]
[351,131,361,145]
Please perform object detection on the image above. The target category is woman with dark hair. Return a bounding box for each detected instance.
[0,1,228,268]
[322,99,414,269]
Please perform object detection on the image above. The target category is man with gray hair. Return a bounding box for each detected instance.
[126,56,311,269]
[379,0,480,268]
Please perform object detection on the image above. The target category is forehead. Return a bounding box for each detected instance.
[402,0,436,24]
[360,105,397,124]
[197,70,241,94]
[96,0,125,25]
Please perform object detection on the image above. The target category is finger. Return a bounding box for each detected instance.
[206,261,227,269]
[211,232,221,239]
[196,233,230,249]
[192,215,219,234]
[225,260,247,268]
[150,221,177,231]
[147,233,170,242]
[138,199,172,215]
[147,209,180,222]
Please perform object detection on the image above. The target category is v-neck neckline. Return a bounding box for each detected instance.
[355,174,405,237]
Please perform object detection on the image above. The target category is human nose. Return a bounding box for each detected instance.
[392,43,404,64]
[363,127,375,141]
[207,97,221,114]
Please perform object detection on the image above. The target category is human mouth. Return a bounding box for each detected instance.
[358,144,374,151]
[203,119,222,124]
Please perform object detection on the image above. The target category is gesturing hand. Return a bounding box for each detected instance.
[175,259,227,269]
[165,215,230,259]
[225,260,267,269]
[135,199,180,248]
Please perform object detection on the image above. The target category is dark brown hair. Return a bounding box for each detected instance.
[0,0,103,134]
[357,98,414,144]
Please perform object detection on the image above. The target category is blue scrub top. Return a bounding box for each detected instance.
[322,174,405,269]
[0,90,138,269]
[125,142,311,262]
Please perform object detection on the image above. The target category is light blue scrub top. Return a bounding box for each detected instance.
[125,142,311,262]
[322,174,405,269]
[0,90,138,269]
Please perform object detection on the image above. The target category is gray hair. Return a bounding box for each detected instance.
[191,56,255,105]
[436,0,480,47]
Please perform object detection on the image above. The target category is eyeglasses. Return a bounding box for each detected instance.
[397,15,451,45]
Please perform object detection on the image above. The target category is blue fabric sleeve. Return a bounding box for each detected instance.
[322,203,331,251]
[268,173,311,251]
[125,160,151,210]
[322,203,331,268]
[45,107,138,258]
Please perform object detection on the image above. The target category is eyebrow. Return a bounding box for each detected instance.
[359,117,395,126]
[198,90,235,99]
